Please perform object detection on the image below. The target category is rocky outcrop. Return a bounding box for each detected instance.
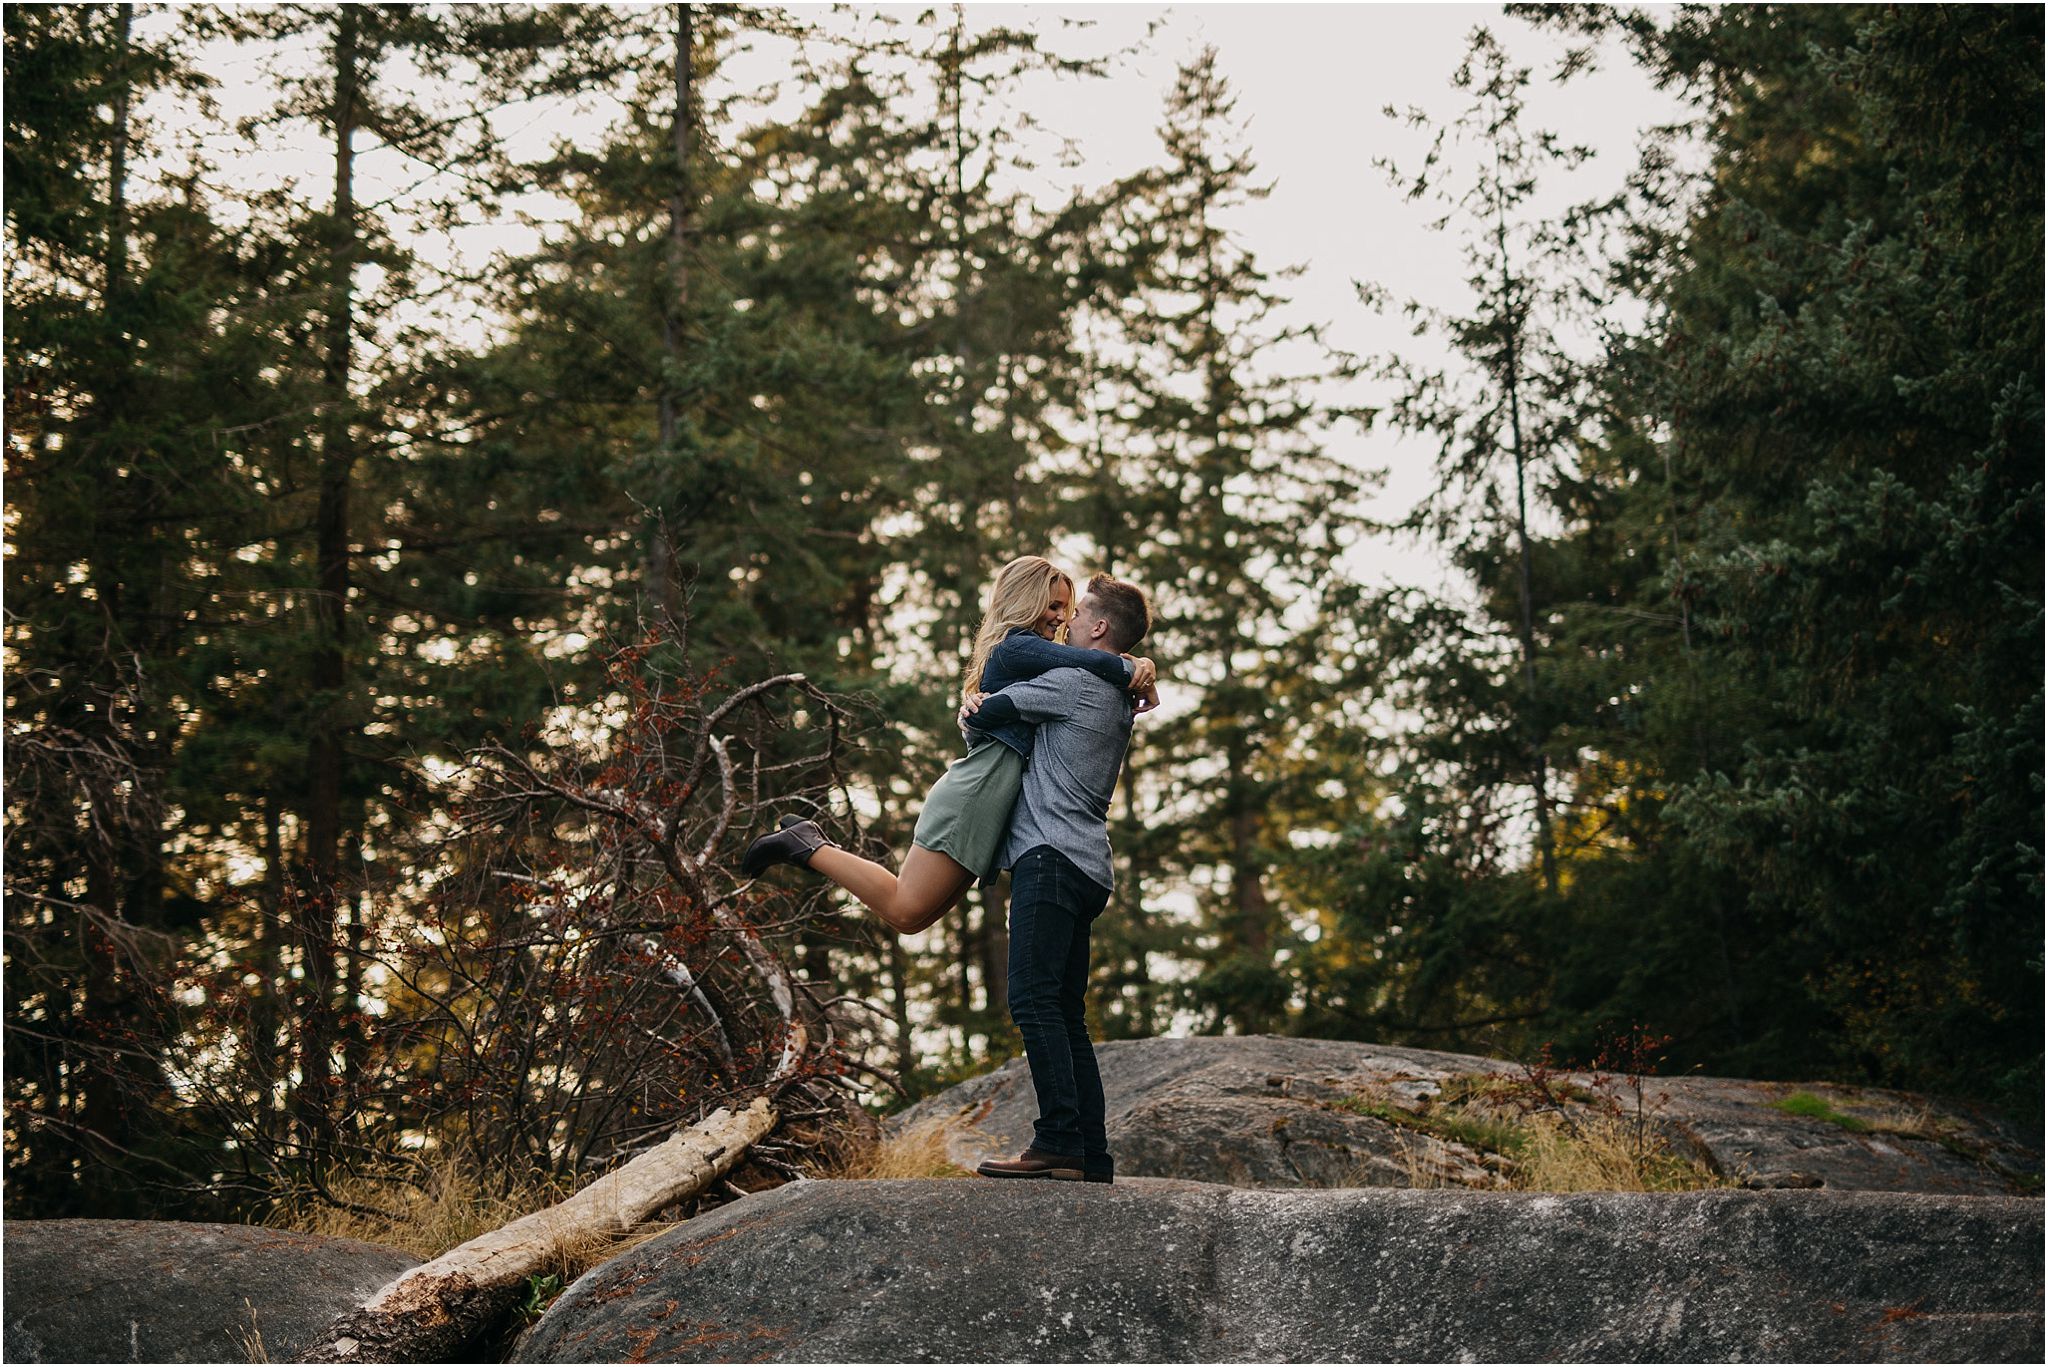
[517,1039,2042,1362]
[893,1035,2041,1194]
[516,1179,2044,1363]
[2,1220,419,1365]
[14,1040,2035,1365]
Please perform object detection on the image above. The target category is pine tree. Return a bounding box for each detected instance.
[2,2,624,1197]
[1360,24,1621,897]
[3,1,305,1212]
[1591,3,2045,1099]
[1092,49,1370,1035]
[1348,2,2047,1101]
[192,0,569,1158]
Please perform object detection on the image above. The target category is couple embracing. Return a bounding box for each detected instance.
[743,556,1157,1184]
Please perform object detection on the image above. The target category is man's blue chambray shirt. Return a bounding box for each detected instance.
[969,627,1132,763]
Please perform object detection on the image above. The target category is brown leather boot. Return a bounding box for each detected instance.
[740,815,833,877]
[975,1148,1086,1180]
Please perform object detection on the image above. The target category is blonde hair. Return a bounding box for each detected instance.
[963,556,1072,703]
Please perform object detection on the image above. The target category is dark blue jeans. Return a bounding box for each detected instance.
[1006,845,1112,1160]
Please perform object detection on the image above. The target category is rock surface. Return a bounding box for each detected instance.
[3,1219,419,1365]
[516,1179,2044,1363]
[892,1035,2041,1194]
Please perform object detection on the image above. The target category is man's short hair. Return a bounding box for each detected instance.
[1085,574,1151,653]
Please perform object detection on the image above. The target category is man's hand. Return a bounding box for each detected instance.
[1121,654,1157,693]
[1133,683,1161,715]
[957,690,987,731]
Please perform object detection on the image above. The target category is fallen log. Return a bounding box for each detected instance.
[297,1095,779,1363]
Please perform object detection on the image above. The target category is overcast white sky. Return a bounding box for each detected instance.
[147,1,1698,600]
[973,2,1695,598]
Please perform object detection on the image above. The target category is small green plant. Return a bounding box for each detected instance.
[1772,1092,1872,1132]
[517,1274,564,1325]
[1766,1094,2038,1190]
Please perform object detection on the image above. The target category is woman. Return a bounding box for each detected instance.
[741,555,1157,933]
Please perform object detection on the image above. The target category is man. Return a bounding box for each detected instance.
[960,573,1153,1184]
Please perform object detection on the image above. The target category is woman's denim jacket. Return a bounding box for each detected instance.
[971,627,1132,763]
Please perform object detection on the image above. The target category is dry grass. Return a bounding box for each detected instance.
[1332,1086,1728,1194]
[810,1117,976,1180]
[263,1161,575,1260]
[1862,1105,1939,1138]
[1508,1111,1728,1192]
[259,1157,678,1288]
[229,1299,268,1364]
[1793,1090,1946,1142]
[1390,1131,1471,1190]
[1775,1092,2003,1171]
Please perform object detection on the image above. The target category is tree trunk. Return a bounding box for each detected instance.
[256,798,286,1128]
[978,887,1008,1021]
[800,917,835,989]
[645,2,693,623]
[105,3,132,302]
[1226,732,1274,1034]
[1117,752,1150,1033]
[301,6,361,1150]
[955,897,976,1028]
[886,933,916,1084]
[75,1,139,1191]
[943,7,987,688]
[1498,222,1556,896]
[299,1097,778,1363]
[77,872,127,1194]
[340,831,367,1115]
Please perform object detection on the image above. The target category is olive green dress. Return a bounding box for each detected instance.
[912,739,1025,881]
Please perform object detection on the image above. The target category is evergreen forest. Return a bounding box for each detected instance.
[5,2,2041,1225]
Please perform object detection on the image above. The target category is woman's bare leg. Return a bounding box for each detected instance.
[808,843,975,935]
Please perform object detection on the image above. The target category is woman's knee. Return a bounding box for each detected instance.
[886,904,944,935]
[892,848,970,931]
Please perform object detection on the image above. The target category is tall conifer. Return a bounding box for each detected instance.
[1095,49,1369,1035]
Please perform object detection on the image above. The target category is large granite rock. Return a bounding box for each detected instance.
[893,1035,2040,1194]
[516,1179,2043,1363]
[3,1220,419,1364]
